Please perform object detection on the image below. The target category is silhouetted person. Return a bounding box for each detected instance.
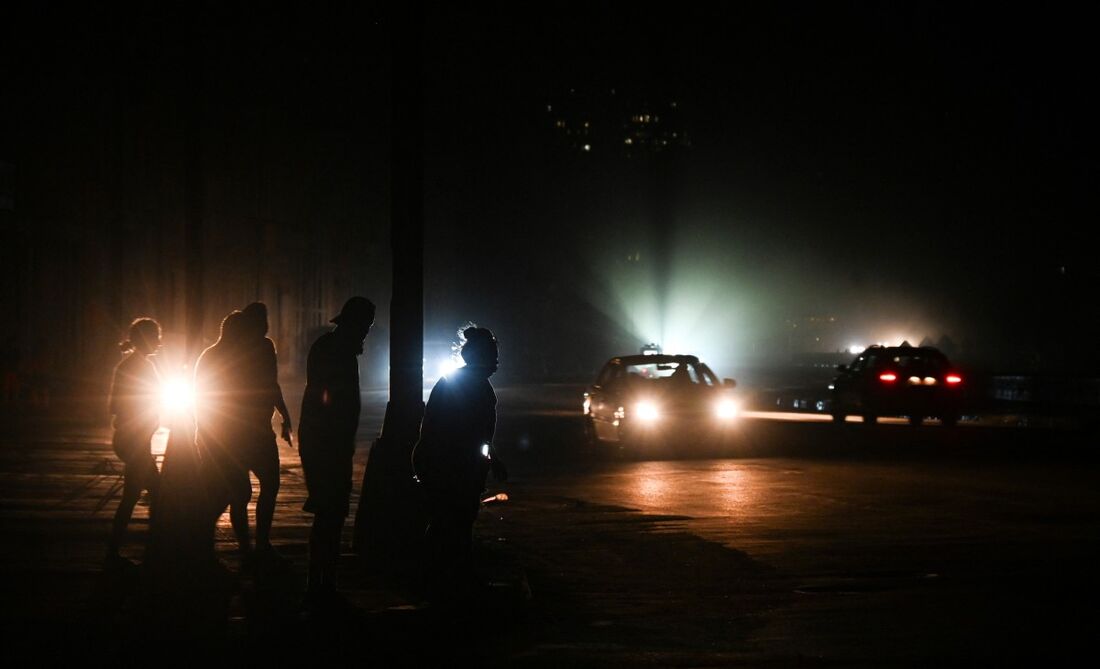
[107,318,163,565]
[412,326,507,601]
[299,296,375,608]
[238,302,293,559]
[194,311,253,555]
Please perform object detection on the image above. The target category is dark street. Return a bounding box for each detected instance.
[2,384,1097,664]
[5,4,1100,665]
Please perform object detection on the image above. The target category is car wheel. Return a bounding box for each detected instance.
[862,413,878,426]
[908,415,923,426]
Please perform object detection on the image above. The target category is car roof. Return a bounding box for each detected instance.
[863,345,946,357]
[608,354,701,366]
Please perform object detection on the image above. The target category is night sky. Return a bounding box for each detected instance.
[4,3,1099,384]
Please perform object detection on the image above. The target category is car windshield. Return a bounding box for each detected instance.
[883,353,948,375]
[622,361,716,386]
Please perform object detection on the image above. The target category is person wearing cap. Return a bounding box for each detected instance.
[298,296,375,608]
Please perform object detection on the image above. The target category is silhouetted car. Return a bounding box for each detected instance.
[829,345,964,426]
[583,353,739,450]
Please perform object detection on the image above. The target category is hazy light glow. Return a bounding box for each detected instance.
[946,374,962,385]
[879,372,897,382]
[634,400,660,421]
[848,345,865,354]
[587,231,749,375]
[715,398,740,419]
[160,377,194,415]
[438,356,463,379]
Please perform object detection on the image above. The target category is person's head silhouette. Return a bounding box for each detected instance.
[241,302,269,339]
[218,310,246,347]
[331,297,376,346]
[460,326,498,379]
[121,318,161,355]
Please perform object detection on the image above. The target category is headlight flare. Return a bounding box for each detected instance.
[715,398,740,420]
[634,401,660,422]
[160,377,195,414]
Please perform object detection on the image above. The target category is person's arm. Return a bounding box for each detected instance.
[412,379,447,483]
[266,340,293,446]
[486,387,507,482]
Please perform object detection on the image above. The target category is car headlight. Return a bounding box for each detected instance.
[715,398,740,419]
[634,401,660,421]
[160,377,194,415]
[437,357,461,379]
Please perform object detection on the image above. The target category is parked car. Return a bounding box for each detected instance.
[829,344,963,426]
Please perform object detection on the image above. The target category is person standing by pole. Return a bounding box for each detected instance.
[299,296,375,610]
[106,318,163,566]
[412,325,507,602]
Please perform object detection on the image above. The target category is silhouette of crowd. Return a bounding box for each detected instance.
[105,299,506,613]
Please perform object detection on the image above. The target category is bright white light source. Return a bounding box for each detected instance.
[635,401,660,422]
[848,345,865,354]
[481,443,490,458]
[715,398,740,419]
[160,377,194,414]
[582,144,591,151]
[438,357,461,379]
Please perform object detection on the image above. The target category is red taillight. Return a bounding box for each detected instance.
[879,372,897,383]
[945,374,962,385]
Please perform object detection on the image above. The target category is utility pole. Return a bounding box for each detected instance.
[353,4,426,569]
[144,11,224,635]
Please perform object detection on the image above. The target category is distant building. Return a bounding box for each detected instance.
[785,314,843,355]
[545,88,690,157]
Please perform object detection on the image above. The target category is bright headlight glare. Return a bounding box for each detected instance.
[160,377,194,413]
[635,401,660,421]
[438,357,461,379]
[716,398,740,419]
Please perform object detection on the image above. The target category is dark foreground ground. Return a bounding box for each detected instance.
[2,384,1099,665]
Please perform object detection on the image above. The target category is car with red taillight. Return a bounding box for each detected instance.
[829,344,964,426]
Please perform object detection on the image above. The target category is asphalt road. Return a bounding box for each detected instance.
[1,383,1098,665]
[492,384,1100,664]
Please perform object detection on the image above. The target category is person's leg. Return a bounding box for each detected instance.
[108,463,142,556]
[253,442,280,549]
[228,465,252,554]
[307,513,343,594]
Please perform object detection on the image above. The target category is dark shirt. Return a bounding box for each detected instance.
[240,337,281,430]
[412,367,497,495]
[109,352,160,438]
[299,330,361,459]
[194,340,249,449]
